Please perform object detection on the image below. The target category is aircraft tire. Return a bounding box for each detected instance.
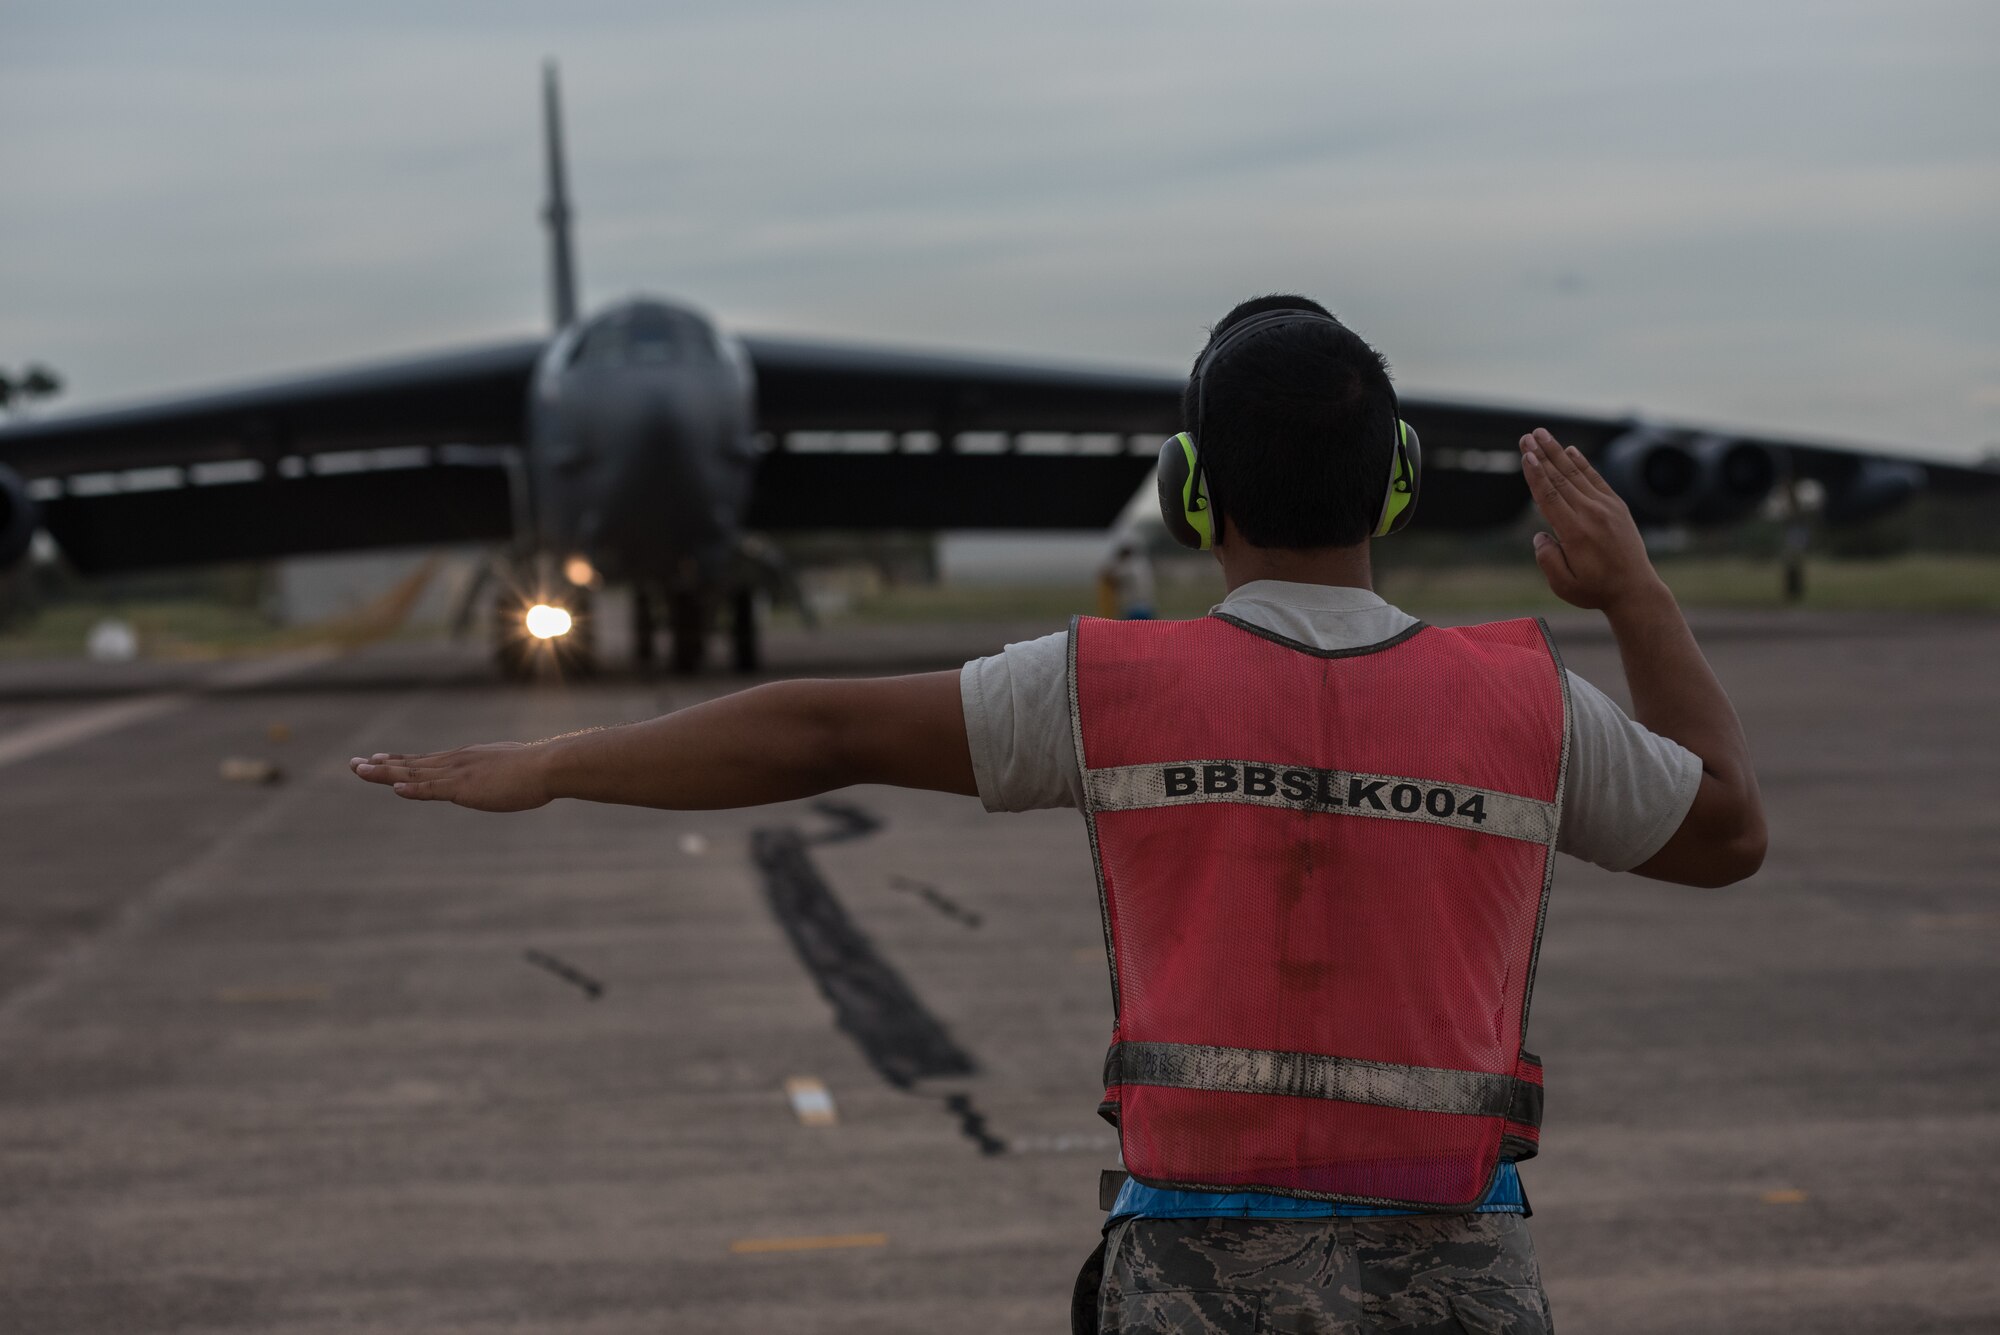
[554,586,597,678]
[494,590,533,682]
[495,639,532,682]
[730,589,760,674]
[670,592,707,675]
[632,587,657,673]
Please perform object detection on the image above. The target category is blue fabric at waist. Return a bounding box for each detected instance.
[1108,1161,1526,1222]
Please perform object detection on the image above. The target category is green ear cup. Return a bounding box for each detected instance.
[1156,432,1214,550]
[1373,420,1422,538]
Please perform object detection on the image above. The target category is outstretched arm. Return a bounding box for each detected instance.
[350,671,976,811]
[1519,428,1767,887]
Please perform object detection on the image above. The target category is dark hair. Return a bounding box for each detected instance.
[1182,294,1397,549]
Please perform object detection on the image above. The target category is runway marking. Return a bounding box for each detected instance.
[216,985,329,1004]
[1762,1188,1810,1204]
[785,1076,839,1126]
[0,693,185,770]
[729,1232,886,1255]
[0,647,337,772]
[0,689,421,1030]
[1008,1132,1118,1155]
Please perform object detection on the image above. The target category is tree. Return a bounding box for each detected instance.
[0,363,63,414]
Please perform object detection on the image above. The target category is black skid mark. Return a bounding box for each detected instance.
[806,799,883,845]
[523,949,604,999]
[751,826,976,1088]
[939,1091,1009,1156]
[890,876,983,929]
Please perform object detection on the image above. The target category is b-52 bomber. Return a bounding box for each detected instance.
[2,64,1993,675]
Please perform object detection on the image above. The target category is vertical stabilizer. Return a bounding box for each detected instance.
[541,60,580,330]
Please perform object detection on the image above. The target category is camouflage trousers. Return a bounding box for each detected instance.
[1082,1213,1552,1334]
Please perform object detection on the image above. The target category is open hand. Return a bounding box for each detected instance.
[349,742,551,812]
[1518,428,1668,613]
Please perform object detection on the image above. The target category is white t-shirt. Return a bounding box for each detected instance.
[958,579,1701,873]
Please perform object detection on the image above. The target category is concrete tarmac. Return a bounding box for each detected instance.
[1,610,1996,1333]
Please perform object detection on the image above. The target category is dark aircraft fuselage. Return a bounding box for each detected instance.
[527,297,757,586]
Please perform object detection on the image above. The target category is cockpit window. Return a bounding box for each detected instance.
[568,318,625,369]
[627,307,687,364]
[567,306,716,369]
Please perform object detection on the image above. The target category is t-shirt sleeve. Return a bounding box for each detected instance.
[1557,669,1704,872]
[959,630,1083,813]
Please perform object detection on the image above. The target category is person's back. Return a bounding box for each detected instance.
[353,294,1766,1334]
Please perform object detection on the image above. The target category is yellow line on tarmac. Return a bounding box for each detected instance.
[729,1232,887,1255]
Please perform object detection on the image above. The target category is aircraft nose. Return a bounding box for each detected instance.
[600,387,734,564]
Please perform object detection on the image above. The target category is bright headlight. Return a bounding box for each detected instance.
[524,603,573,639]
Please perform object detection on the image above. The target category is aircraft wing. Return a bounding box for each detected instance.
[1396,394,2000,526]
[741,333,2000,532]
[0,340,543,572]
[741,336,1183,530]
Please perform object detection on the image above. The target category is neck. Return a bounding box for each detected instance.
[1216,536,1373,595]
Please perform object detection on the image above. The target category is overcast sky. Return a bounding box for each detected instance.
[3,1,1995,459]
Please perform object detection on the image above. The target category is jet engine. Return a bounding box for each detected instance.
[1685,434,1778,525]
[0,464,38,569]
[1599,429,1775,526]
[1599,430,1702,524]
[1820,458,1923,526]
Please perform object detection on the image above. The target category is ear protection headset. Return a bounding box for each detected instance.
[1156,308,1421,550]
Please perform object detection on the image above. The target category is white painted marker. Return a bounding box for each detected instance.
[784,1076,838,1127]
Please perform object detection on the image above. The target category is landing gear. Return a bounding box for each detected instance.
[731,588,761,673]
[553,585,597,677]
[494,586,531,682]
[631,586,658,674]
[669,590,707,675]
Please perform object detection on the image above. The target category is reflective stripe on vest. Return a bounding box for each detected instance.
[1069,613,1569,1211]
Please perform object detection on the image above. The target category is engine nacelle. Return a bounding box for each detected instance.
[1685,435,1777,525]
[1599,429,1702,524]
[0,464,38,569]
[1822,459,1922,526]
[1599,429,1775,526]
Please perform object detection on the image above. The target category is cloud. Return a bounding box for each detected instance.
[1,0,1994,453]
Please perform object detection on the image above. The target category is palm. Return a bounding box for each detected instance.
[1516,429,1660,613]
[349,742,549,811]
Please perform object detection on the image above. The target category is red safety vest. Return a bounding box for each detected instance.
[1070,611,1569,1210]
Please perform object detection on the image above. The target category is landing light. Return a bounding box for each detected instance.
[525,603,573,639]
[563,555,597,587]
